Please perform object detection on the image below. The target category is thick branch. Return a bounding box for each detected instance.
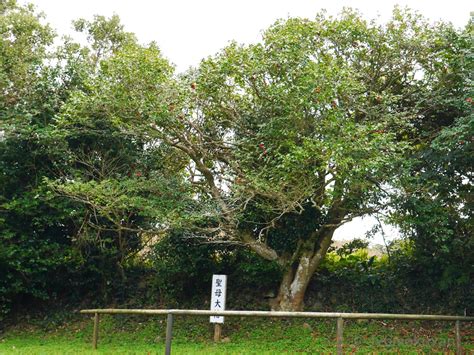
[241,231,283,265]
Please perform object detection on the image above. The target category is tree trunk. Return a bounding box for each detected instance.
[270,230,336,311]
[270,253,314,311]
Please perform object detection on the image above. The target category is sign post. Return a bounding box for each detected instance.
[210,274,227,342]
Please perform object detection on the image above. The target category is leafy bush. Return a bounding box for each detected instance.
[308,239,472,314]
[149,232,282,306]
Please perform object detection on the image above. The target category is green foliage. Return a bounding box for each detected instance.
[193,9,426,221]
[313,240,472,313]
[150,233,220,304]
[0,1,471,318]
[0,3,158,318]
[390,14,473,294]
[0,0,54,117]
[72,14,137,64]
[0,0,69,317]
[150,232,282,305]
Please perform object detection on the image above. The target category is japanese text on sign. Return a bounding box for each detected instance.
[210,274,227,323]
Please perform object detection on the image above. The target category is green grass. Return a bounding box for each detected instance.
[1,315,472,354]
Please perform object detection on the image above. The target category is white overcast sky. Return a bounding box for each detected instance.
[24,0,471,245]
[27,0,472,73]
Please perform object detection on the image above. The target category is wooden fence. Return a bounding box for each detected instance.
[80,309,474,354]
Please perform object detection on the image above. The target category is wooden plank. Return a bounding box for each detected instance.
[79,309,474,322]
[78,309,474,353]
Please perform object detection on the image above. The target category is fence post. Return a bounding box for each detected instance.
[214,323,222,342]
[455,320,462,355]
[92,313,100,350]
[165,313,174,355]
[336,317,344,355]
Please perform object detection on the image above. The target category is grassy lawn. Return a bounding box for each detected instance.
[1,314,472,354]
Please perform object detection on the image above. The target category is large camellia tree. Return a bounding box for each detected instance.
[57,9,468,311]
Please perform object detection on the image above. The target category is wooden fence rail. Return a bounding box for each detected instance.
[80,309,474,354]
